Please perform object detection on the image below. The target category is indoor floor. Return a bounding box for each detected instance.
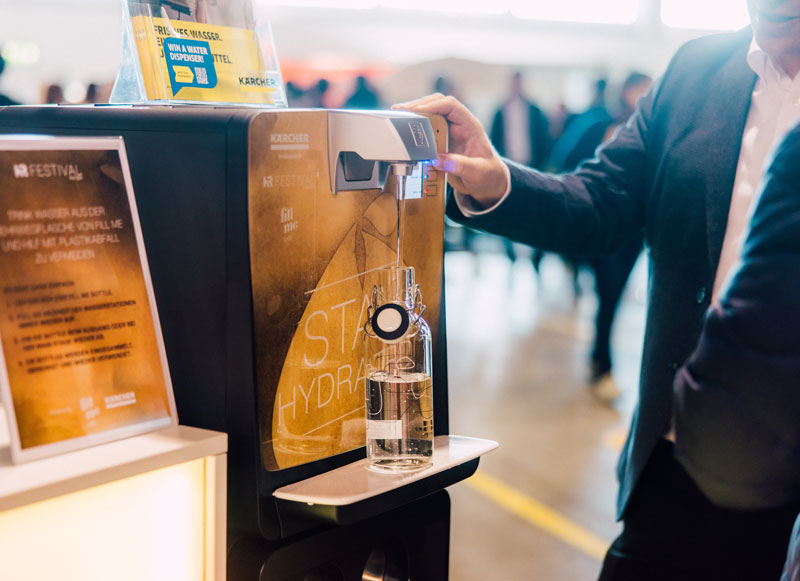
[445,236,646,580]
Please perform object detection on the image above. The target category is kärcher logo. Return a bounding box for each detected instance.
[270,133,310,151]
[271,133,309,144]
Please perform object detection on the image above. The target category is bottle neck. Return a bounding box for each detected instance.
[378,266,416,309]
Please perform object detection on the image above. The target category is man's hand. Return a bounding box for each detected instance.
[393,93,509,210]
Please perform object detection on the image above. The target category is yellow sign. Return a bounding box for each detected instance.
[0,137,176,462]
[130,15,281,104]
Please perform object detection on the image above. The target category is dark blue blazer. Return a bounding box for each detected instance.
[447,28,757,518]
[674,122,800,511]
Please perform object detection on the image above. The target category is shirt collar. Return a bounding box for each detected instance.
[747,39,794,88]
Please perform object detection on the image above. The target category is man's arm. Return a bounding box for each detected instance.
[397,74,664,257]
[447,90,654,257]
[674,123,800,510]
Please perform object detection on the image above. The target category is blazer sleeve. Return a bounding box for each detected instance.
[446,76,660,257]
[673,123,800,510]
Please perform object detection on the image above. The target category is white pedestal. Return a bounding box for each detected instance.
[0,409,227,581]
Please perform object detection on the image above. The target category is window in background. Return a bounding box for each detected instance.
[378,0,507,14]
[661,0,749,30]
[258,0,642,24]
[511,0,640,25]
[257,0,378,8]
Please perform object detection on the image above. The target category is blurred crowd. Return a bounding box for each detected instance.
[0,53,113,105]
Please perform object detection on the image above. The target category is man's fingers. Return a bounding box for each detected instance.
[434,153,507,199]
[435,152,484,182]
[392,93,445,110]
[394,94,476,128]
[395,94,506,204]
[431,153,461,174]
[448,153,490,190]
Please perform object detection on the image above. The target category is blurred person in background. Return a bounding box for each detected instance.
[343,74,381,109]
[307,78,330,108]
[285,81,305,107]
[578,73,653,405]
[44,84,64,105]
[490,71,551,170]
[83,82,111,105]
[530,80,614,292]
[432,74,464,105]
[396,0,800,576]
[0,52,19,106]
[84,83,100,104]
[549,78,610,172]
[489,70,551,264]
[549,101,578,144]
[289,78,331,108]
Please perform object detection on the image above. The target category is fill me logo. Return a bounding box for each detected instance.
[281,206,299,234]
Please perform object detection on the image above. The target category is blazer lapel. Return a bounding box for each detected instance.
[704,34,757,271]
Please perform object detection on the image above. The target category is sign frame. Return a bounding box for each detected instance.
[0,135,178,463]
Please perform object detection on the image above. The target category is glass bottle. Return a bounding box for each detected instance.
[364,266,433,471]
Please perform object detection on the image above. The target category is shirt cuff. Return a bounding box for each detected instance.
[453,162,512,217]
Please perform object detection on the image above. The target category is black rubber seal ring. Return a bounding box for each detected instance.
[371,303,409,342]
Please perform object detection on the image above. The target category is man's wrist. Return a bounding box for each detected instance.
[454,162,512,217]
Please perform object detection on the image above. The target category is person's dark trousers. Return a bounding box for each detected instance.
[589,235,643,378]
[598,440,800,581]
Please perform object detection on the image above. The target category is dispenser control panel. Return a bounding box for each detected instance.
[402,162,425,200]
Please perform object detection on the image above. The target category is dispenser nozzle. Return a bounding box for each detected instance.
[389,162,415,177]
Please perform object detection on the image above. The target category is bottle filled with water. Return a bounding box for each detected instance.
[364,266,433,471]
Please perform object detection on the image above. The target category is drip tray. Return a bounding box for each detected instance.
[273,435,497,526]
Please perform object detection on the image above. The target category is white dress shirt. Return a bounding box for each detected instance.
[712,41,800,302]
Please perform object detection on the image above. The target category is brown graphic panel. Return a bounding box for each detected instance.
[0,146,172,455]
[249,111,446,470]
